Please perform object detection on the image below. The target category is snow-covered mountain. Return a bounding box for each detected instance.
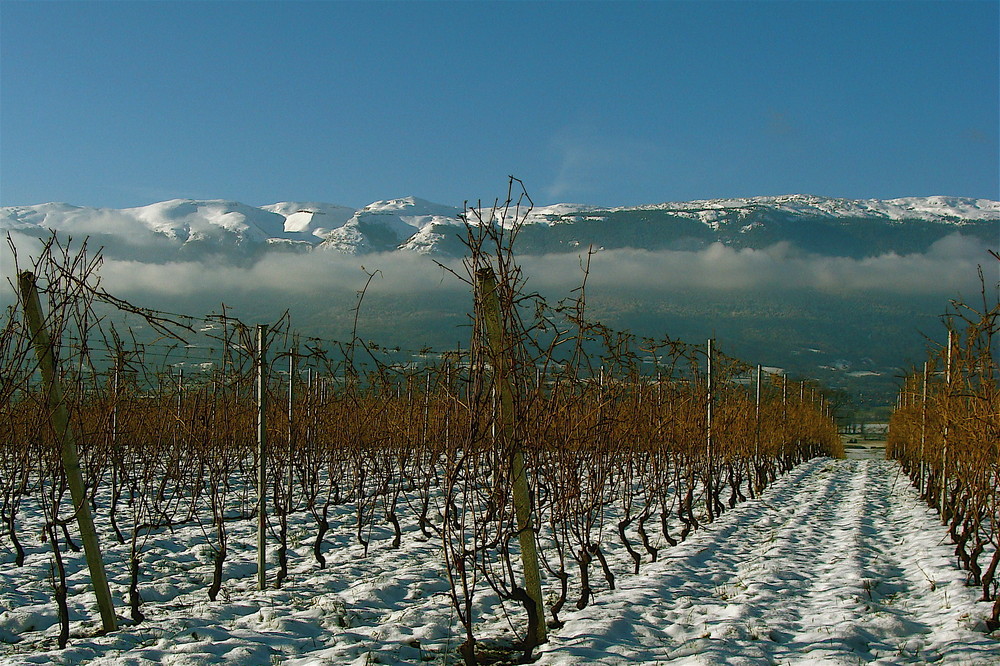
[2,194,996,261]
[260,202,357,242]
[598,194,1000,223]
[317,198,463,255]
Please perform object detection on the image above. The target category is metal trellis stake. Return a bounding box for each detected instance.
[705,338,715,520]
[939,330,955,522]
[257,324,268,590]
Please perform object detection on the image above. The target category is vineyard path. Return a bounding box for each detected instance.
[537,457,1000,666]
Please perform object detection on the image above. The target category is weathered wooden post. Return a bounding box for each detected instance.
[475,267,547,648]
[18,271,117,632]
[256,324,268,590]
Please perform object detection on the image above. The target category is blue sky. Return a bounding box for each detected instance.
[1,1,997,209]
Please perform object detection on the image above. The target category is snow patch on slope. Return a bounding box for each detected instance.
[318,197,463,254]
[878,196,1000,221]
[261,202,356,239]
[125,199,288,245]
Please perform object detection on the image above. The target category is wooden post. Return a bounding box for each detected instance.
[475,267,547,647]
[18,271,117,632]
[256,324,268,590]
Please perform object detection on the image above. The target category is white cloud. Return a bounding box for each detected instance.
[2,232,991,321]
[518,233,991,297]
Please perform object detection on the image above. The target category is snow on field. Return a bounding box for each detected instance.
[1,458,998,665]
[536,459,999,665]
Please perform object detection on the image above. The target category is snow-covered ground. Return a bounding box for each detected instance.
[1,458,998,665]
[536,459,999,665]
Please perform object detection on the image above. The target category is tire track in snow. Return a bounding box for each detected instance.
[537,458,1000,665]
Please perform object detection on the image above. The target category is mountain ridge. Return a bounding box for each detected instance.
[3,194,997,260]
[2,194,994,409]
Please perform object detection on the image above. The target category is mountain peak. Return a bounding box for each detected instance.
[360,196,462,217]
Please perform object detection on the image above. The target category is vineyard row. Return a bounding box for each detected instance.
[887,296,1000,631]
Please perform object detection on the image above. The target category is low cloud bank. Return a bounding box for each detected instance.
[524,233,992,296]
[2,232,993,315]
